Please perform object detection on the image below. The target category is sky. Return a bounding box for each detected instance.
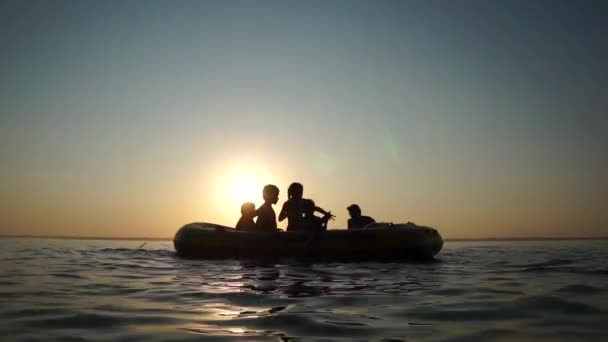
[1,0,606,239]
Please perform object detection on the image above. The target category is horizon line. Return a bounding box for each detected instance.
[1,234,607,242]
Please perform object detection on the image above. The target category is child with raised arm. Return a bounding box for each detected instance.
[300,199,332,233]
[279,182,334,231]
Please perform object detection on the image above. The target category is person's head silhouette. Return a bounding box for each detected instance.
[347,204,362,219]
[302,199,316,217]
[263,184,280,204]
[240,202,256,218]
[287,182,303,199]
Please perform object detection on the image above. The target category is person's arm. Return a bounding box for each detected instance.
[278,201,288,221]
[320,216,329,230]
[253,206,262,218]
[321,213,332,226]
[315,206,335,220]
[347,219,352,230]
[314,206,328,215]
[255,211,266,229]
[362,217,376,228]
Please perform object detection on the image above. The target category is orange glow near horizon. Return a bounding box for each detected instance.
[1,2,607,240]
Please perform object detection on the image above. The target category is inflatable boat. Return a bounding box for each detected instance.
[174,222,443,261]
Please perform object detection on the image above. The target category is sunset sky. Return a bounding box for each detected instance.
[1,0,606,239]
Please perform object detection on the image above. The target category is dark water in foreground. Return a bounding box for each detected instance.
[1,239,607,341]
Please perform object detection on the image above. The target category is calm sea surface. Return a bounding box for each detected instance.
[1,238,607,341]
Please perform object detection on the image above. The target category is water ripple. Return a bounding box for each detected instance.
[1,239,607,341]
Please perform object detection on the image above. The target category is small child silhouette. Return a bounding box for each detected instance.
[236,202,256,231]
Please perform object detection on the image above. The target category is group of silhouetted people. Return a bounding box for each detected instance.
[236,182,375,232]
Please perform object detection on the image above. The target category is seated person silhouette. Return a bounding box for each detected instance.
[279,182,304,231]
[255,184,280,232]
[346,204,375,229]
[236,202,256,231]
[280,182,334,231]
[300,199,332,233]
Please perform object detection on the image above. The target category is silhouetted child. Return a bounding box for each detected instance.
[280,182,334,231]
[346,204,375,229]
[300,199,331,233]
[236,202,256,231]
[279,182,304,231]
[255,184,280,232]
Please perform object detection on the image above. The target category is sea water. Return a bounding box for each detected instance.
[1,238,607,341]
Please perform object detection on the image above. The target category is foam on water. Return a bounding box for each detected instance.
[1,238,607,341]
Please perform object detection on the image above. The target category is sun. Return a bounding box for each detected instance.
[217,164,269,208]
[211,163,276,224]
[229,174,261,205]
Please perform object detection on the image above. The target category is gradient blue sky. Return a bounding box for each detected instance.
[1,0,606,238]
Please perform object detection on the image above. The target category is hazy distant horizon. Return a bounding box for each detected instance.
[2,231,608,242]
[1,0,606,239]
